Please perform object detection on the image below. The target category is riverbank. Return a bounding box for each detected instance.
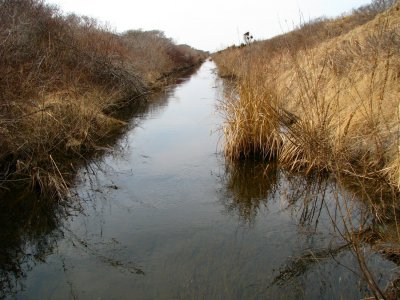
[213,1,399,201]
[0,0,207,198]
[213,2,400,297]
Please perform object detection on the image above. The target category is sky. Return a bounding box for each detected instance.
[47,0,373,52]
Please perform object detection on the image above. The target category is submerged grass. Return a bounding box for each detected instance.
[0,0,207,198]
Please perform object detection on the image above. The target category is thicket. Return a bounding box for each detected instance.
[0,0,207,198]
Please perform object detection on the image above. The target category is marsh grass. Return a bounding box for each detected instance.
[213,1,400,188]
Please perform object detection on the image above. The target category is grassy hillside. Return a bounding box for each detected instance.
[0,0,207,198]
[213,0,399,191]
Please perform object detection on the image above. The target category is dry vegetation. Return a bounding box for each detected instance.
[0,0,207,198]
[213,1,400,297]
[213,0,399,190]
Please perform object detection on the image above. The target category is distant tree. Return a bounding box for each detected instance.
[369,0,396,12]
[353,0,396,17]
[243,32,254,45]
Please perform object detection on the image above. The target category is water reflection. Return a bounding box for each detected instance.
[220,160,278,223]
[0,192,65,299]
[219,158,396,297]
[220,160,336,227]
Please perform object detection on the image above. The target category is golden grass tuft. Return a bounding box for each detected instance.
[218,61,282,160]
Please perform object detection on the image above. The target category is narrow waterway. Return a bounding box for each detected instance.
[3,62,396,299]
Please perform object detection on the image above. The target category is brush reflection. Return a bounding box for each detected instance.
[220,160,278,223]
[219,159,336,226]
[220,160,398,297]
[222,157,400,296]
[0,192,65,298]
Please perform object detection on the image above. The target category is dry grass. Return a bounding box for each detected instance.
[0,0,207,198]
[213,0,400,189]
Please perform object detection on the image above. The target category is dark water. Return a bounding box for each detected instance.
[1,62,396,299]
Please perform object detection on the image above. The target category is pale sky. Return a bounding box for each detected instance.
[47,0,373,51]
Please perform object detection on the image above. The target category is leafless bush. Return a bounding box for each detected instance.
[353,0,397,20]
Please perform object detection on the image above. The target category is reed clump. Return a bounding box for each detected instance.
[0,0,207,198]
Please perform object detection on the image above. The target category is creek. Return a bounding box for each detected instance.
[1,61,396,299]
